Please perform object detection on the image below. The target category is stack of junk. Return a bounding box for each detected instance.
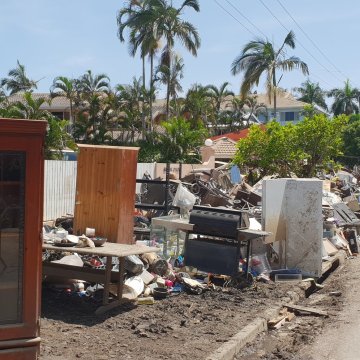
[42,166,360,303]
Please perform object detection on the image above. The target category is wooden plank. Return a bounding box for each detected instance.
[43,242,160,257]
[43,263,120,284]
[285,304,329,317]
[73,145,139,244]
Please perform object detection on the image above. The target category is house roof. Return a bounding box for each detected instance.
[5,91,308,116]
[8,93,71,109]
[211,137,238,159]
[210,124,266,142]
[253,92,308,109]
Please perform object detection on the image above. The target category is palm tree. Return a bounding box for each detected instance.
[231,31,309,118]
[206,82,234,133]
[116,77,147,139]
[1,60,38,95]
[118,1,165,133]
[50,76,77,125]
[207,82,234,113]
[10,92,52,119]
[117,1,148,89]
[155,54,184,119]
[184,84,212,128]
[294,79,327,110]
[129,0,201,119]
[328,79,359,115]
[76,70,110,98]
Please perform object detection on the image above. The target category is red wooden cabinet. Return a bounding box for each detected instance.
[0,119,46,359]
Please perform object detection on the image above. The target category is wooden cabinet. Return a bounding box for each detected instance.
[0,118,46,359]
[74,145,139,244]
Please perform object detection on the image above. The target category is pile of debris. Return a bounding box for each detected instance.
[42,166,360,306]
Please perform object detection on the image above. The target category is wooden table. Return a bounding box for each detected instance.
[42,242,160,315]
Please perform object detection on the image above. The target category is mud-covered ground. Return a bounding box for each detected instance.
[40,279,307,360]
[235,258,349,360]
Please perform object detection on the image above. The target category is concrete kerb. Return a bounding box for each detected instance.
[206,252,346,360]
[205,307,280,360]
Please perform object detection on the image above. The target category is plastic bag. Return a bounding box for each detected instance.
[173,184,196,218]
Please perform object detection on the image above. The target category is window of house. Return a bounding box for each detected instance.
[51,112,64,120]
[285,112,295,121]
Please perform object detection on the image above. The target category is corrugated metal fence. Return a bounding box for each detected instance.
[44,160,77,221]
[43,161,156,221]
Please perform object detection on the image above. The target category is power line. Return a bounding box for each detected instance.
[213,0,257,38]
[213,0,338,89]
[258,0,345,86]
[224,0,268,39]
[276,0,350,84]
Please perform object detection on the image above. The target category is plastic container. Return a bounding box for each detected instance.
[250,254,271,275]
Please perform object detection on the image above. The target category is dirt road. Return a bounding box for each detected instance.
[236,256,358,360]
[299,256,360,360]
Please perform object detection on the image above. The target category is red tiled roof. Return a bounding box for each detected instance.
[211,125,266,142]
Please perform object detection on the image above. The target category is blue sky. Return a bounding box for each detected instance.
[1,0,359,98]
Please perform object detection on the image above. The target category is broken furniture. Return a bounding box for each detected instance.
[0,118,47,359]
[42,242,159,315]
[74,145,139,244]
[333,202,360,253]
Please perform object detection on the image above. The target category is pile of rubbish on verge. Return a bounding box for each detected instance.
[42,165,360,304]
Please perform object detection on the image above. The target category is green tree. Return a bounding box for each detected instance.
[155,54,184,118]
[50,76,77,125]
[184,84,212,129]
[8,92,52,119]
[115,77,149,140]
[76,70,110,98]
[118,0,148,89]
[296,114,347,176]
[231,31,309,117]
[233,114,347,180]
[0,92,76,158]
[341,117,360,166]
[157,116,207,162]
[206,82,234,132]
[233,122,300,179]
[328,79,359,115]
[294,79,327,110]
[45,117,77,159]
[129,0,201,119]
[1,60,38,95]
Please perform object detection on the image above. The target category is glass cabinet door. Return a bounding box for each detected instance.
[0,152,25,325]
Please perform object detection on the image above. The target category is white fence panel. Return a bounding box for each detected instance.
[44,161,156,220]
[44,160,77,221]
[136,163,156,193]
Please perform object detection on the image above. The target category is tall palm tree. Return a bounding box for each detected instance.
[155,54,184,119]
[294,79,327,110]
[231,31,309,118]
[129,24,161,126]
[129,0,201,119]
[1,60,38,95]
[50,76,77,125]
[117,1,148,89]
[328,79,359,115]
